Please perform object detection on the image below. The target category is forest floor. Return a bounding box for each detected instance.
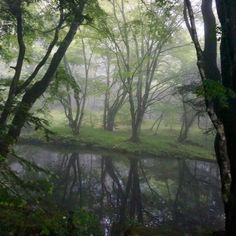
[20,121,215,161]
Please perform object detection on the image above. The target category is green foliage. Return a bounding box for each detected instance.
[0,201,102,235]
[85,0,108,27]
[156,0,175,7]
[0,160,60,235]
[25,114,55,141]
[70,208,102,236]
[49,64,81,104]
[0,202,66,235]
[196,80,236,108]
[0,158,102,235]
[0,0,56,61]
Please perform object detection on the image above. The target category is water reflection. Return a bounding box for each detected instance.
[14,145,224,234]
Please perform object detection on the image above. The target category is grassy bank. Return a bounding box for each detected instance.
[20,121,215,160]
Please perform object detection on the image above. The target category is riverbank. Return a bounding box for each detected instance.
[20,125,215,161]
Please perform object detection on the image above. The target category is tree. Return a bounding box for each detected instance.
[177,81,205,143]
[184,0,236,234]
[49,34,94,135]
[0,0,94,156]
[102,53,127,131]
[99,0,181,142]
[49,59,83,135]
[178,93,198,143]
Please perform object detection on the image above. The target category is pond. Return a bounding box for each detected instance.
[12,144,224,235]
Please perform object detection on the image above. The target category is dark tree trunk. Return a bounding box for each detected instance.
[178,111,196,143]
[130,111,143,143]
[131,123,141,143]
[215,1,236,234]
[103,91,126,132]
[104,108,117,131]
[103,55,127,132]
[184,0,236,234]
[221,114,236,235]
[0,2,25,127]
[106,112,115,131]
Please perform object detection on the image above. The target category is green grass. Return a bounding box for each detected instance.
[21,117,215,160]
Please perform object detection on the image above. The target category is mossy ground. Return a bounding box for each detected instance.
[20,110,215,160]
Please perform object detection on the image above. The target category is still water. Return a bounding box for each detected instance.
[13,144,224,235]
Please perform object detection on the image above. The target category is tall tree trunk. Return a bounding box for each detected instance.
[75,36,90,135]
[104,92,126,131]
[215,1,236,234]
[103,69,127,132]
[178,111,197,143]
[106,111,116,131]
[0,1,25,127]
[184,0,235,234]
[131,122,141,143]
[130,113,143,143]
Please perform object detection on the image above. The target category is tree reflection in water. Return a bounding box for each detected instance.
[14,145,224,235]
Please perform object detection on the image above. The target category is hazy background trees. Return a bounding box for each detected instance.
[0,0,213,148]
